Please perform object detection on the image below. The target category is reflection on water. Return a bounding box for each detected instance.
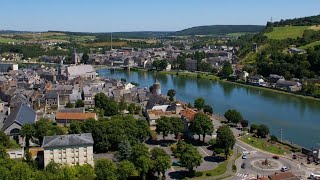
[98,69,320,148]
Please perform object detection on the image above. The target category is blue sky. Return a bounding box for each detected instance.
[0,0,319,32]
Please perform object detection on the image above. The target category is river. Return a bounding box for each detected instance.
[97,68,320,148]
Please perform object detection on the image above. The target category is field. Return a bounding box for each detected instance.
[240,136,287,155]
[120,38,158,44]
[0,37,23,43]
[81,41,127,47]
[299,40,320,49]
[226,32,250,37]
[265,26,309,40]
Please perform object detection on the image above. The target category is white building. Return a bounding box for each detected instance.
[42,133,94,167]
[66,65,96,80]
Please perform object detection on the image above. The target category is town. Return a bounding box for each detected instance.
[1,1,320,180]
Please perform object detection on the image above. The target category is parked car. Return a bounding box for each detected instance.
[172,161,181,166]
[241,163,246,169]
[281,166,289,172]
[273,155,280,160]
[242,154,247,159]
[292,154,297,159]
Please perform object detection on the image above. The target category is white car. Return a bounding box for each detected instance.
[281,166,289,172]
[242,154,247,159]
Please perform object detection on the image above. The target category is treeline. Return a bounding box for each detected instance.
[174,25,265,36]
[270,14,320,27]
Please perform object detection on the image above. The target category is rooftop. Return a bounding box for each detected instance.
[55,112,97,121]
[42,133,94,148]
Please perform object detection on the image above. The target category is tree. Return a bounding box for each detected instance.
[65,102,74,108]
[94,93,119,116]
[116,139,132,161]
[270,135,278,143]
[221,62,233,77]
[75,99,84,108]
[224,109,243,124]
[118,160,136,180]
[81,52,89,64]
[0,146,9,159]
[179,144,203,174]
[156,117,171,140]
[250,123,258,133]
[74,164,95,180]
[189,113,213,142]
[194,97,205,110]
[34,119,52,146]
[170,117,185,138]
[216,125,236,159]
[0,131,11,148]
[21,124,35,148]
[95,159,118,180]
[240,120,249,128]
[151,148,171,179]
[11,162,33,180]
[68,121,83,134]
[131,143,150,163]
[167,89,176,101]
[136,156,153,180]
[128,103,136,115]
[257,124,269,138]
[203,105,213,115]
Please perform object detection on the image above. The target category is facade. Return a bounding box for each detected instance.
[0,63,18,72]
[7,148,24,159]
[42,133,94,167]
[66,65,96,80]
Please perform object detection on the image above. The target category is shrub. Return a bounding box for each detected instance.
[214,147,224,154]
[194,171,203,177]
[206,172,212,176]
[232,165,237,172]
[208,139,216,146]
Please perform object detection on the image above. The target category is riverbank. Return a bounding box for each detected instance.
[127,67,320,102]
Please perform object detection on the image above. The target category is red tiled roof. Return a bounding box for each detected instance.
[269,172,299,180]
[180,108,197,122]
[55,112,97,121]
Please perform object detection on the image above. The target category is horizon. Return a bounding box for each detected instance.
[1,0,320,32]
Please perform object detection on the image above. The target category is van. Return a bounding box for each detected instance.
[309,173,320,179]
[281,166,289,172]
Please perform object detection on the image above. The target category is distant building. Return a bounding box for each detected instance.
[6,148,24,159]
[42,133,94,167]
[185,58,198,72]
[289,47,305,54]
[248,75,265,86]
[66,65,96,80]
[152,79,161,95]
[0,63,18,72]
[275,80,302,92]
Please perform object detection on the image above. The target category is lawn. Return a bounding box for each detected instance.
[299,40,320,49]
[158,71,219,81]
[240,136,287,155]
[265,26,309,40]
[0,37,22,43]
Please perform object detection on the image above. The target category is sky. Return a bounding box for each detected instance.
[0,0,319,32]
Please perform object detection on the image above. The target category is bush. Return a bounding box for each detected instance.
[206,172,212,176]
[232,165,237,172]
[208,139,216,146]
[194,171,203,177]
[214,147,224,154]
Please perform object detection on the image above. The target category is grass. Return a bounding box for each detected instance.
[240,135,287,155]
[157,70,220,81]
[265,26,309,40]
[299,40,320,49]
[0,37,23,43]
[226,32,251,37]
[82,41,127,47]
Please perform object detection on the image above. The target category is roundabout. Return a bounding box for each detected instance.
[251,158,283,171]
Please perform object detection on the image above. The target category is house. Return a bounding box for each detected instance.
[42,133,94,167]
[0,63,18,72]
[289,47,305,54]
[269,74,284,84]
[1,102,37,144]
[268,172,299,180]
[276,80,302,92]
[185,58,198,72]
[6,148,24,159]
[55,112,97,125]
[248,75,265,86]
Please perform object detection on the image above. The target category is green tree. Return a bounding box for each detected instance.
[151,147,171,179]
[65,102,74,108]
[0,131,11,148]
[95,159,118,180]
[221,62,233,77]
[136,119,150,142]
[21,124,35,148]
[170,117,185,138]
[74,164,95,180]
[156,117,171,140]
[68,121,83,134]
[190,113,213,142]
[118,160,136,180]
[128,103,136,115]
[167,89,176,101]
[240,119,249,128]
[216,125,236,159]
[136,156,153,180]
[34,119,52,146]
[131,143,150,163]
[11,162,33,180]
[224,109,243,124]
[81,52,89,64]
[75,99,84,108]
[203,105,213,115]
[0,146,9,159]
[257,124,270,138]
[250,123,258,133]
[116,139,132,161]
[194,97,205,110]
[179,144,203,174]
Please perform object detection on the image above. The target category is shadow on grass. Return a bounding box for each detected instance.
[204,155,226,163]
[168,170,193,179]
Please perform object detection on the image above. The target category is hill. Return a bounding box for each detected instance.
[174,25,265,36]
[272,14,320,27]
